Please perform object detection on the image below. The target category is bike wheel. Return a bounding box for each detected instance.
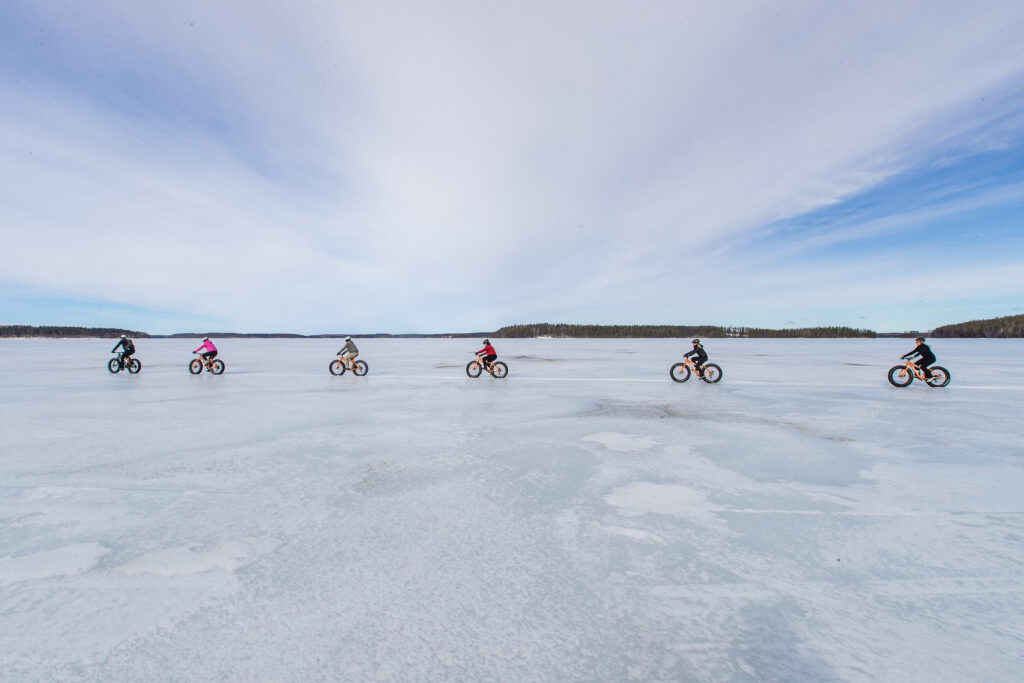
[701,363,722,383]
[354,360,368,376]
[329,359,346,375]
[211,360,225,375]
[888,365,912,387]
[490,361,508,378]
[466,361,482,378]
[670,363,690,382]
[108,358,121,374]
[127,358,142,374]
[189,359,203,374]
[926,366,950,388]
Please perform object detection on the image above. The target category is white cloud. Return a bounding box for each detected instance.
[1,1,1023,332]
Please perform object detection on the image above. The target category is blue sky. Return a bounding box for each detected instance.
[1,1,1023,334]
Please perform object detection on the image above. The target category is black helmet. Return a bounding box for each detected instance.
[691,339,700,344]
[915,337,925,342]
[483,339,491,344]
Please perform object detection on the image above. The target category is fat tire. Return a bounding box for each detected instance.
[926,366,950,388]
[490,361,508,378]
[211,360,225,375]
[354,360,368,376]
[127,358,142,374]
[466,361,482,378]
[329,359,346,375]
[108,358,121,374]
[189,359,203,374]
[888,365,912,387]
[701,363,722,383]
[670,363,690,382]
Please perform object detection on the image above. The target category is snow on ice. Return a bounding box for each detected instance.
[1,337,1022,681]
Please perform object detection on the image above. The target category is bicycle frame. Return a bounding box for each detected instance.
[193,353,219,372]
[900,359,929,380]
[337,354,360,371]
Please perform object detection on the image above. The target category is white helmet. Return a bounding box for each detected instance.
[345,336,351,341]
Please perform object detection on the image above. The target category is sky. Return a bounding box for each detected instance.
[1,1,1023,335]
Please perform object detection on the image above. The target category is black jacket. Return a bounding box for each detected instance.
[902,343,935,365]
[685,346,708,363]
[112,338,134,354]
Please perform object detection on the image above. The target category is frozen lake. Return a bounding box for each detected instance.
[1,337,1022,681]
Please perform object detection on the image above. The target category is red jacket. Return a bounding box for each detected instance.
[477,344,496,356]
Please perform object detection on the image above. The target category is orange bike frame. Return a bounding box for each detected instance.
[901,359,929,380]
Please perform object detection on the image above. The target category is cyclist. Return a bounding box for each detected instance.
[901,337,936,380]
[111,334,135,367]
[476,339,497,371]
[685,338,708,377]
[193,337,218,364]
[338,336,359,365]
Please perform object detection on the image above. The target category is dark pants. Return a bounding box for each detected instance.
[914,360,932,379]
[119,351,134,367]
[202,351,218,361]
[480,354,497,367]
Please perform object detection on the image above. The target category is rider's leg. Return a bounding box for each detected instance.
[917,361,933,379]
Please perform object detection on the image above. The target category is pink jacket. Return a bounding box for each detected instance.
[194,339,217,354]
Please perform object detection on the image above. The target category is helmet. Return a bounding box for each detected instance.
[483,339,490,345]
[120,334,126,339]
[345,336,351,341]
[915,337,925,342]
[691,339,700,344]
[203,337,210,341]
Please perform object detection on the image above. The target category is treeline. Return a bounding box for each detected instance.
[930,314,1024,338]
[156,332,490,339]
[493,323,876,338]
[0,325,149,338]
[6,316,1020,339]
[158,332,306,339]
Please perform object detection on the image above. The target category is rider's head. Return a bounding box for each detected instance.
[483,339,490,345]
[120,334,126,339]
[203,337,210,341]
[691,339,700,345]
[345,336,351,341]
[915,337,925,343]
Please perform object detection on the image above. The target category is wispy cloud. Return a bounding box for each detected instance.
[1,1,1023,333]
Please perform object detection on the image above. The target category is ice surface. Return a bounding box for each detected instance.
[1,337,1022,681]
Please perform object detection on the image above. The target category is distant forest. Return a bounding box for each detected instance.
[494,323,877,338]
[3,314,1023,338]
[929,314,1024,338]
[0,325,149,338]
